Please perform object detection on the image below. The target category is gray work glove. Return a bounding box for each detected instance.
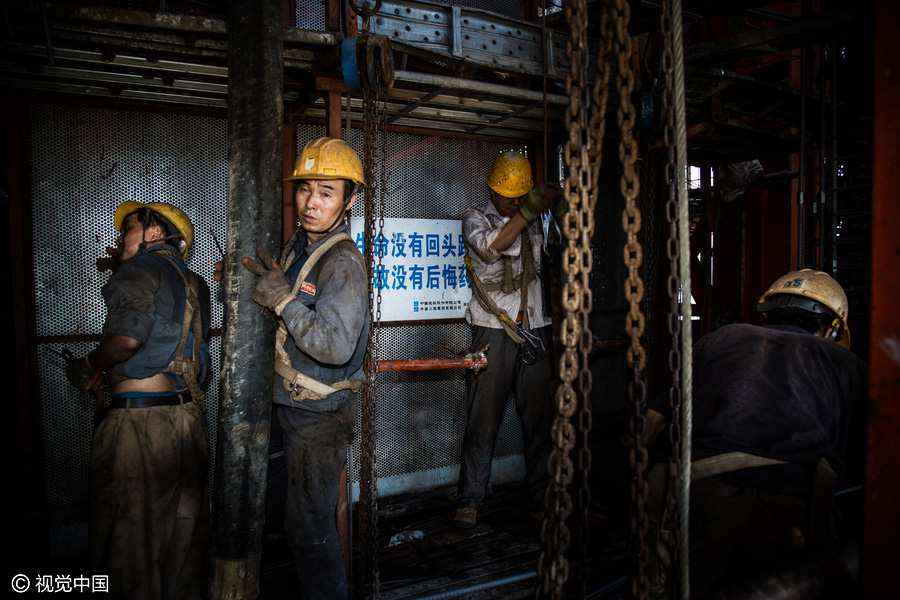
[242,247,295,316]
[66,353,102,393]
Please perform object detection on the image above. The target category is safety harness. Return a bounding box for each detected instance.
[158,251,207,413]
[274,231,367,404]
[464,218,544,364]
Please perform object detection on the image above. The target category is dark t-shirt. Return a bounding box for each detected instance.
[650,323,867,487]
[101,244,211,389]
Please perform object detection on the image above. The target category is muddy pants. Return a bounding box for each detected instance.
[90,402,209,600]
[272,392,356,600]
[457,325,553,513]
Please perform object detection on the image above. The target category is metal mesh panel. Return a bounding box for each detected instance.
[588,165,631,438]
[295,0,327,31]
[293,124,529,496]
[30,104,226,556]
[31,105,226,334]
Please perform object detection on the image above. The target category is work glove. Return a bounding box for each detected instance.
[520,184,563,221]
[242,247,295,316]
[66,353,103,393]
[548,184,568,218]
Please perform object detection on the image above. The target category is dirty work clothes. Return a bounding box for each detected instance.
[101,243,211,388]
[270,224,368,598]
[270,397,356,600]
[457,325,553,512]
[462,200,550,329]
[92,243,211,599]
[274,224,369,407]
[90,402,209,600]
[643,323,867,597]
[648,323,867,488]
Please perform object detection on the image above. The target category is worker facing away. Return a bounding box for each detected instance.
[241,137,369,600]
[638,268,867,598]
[454,150,565,529]
[65,201,211,600]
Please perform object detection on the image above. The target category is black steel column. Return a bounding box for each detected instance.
[209,0,283,597]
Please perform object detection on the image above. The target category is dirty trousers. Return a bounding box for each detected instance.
[90,402,209,600]
[457,325,552,512]
[272,394,356,600]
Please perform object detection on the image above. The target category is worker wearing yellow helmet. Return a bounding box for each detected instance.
[454,150,565,530]
[65,199,211,597]
[757,268,851,348]
[635,268,866,597]
[113,200,195,259]
[241,137,368,600]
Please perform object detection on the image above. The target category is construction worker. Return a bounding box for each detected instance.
[639,269,867,597]
[241,137,368,599]
[454,150,562,529]
[66,201,211,599]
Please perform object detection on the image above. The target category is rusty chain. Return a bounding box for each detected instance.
[358,26,383,600]
[538,0,588,594]
[659,0,685,598]
[604,0,652,598]
[538,0,619,596]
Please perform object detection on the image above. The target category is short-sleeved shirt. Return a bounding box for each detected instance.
[274,224,369,409]
[101,243,211,390]
[462,199,549,330]
[649,323,867,487]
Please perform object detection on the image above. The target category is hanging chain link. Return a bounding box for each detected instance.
[538,0,588,594]
[358,22,383,600]
[606,0,651,598]
[660,1,685,597]
[538,0,617,596]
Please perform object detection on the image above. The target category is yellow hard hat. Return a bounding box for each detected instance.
[285,137,365,187]
[114,201,195,259]
[487,151,533,198]
[757,269,850,348]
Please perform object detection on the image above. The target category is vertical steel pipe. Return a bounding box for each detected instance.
[863,0,900,595]
[209,1,283,598]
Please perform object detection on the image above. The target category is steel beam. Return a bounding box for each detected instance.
[684,4,863,66]
[862,0,900,595]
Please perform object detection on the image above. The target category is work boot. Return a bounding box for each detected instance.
[454,507,476,529]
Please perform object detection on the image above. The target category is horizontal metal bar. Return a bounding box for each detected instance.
[394,70,568,104]
[377,356,487,372]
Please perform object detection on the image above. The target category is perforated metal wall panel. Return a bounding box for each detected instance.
[295,0,327,31]
[30,104,226,556]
